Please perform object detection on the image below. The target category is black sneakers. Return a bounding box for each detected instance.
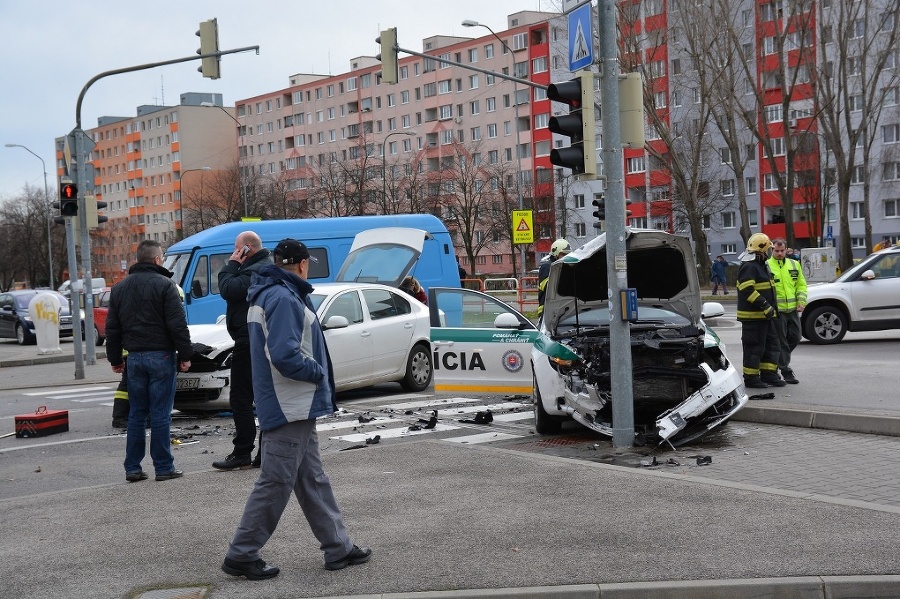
[213,454,253,471]
[222,557,280,580]
[324,545,373,571]
[125,471,147,482]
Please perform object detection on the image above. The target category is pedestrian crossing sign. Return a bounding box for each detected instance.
[512,210,534,244]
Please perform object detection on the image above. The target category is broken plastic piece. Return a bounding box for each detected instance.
[696,456,712,466]
[365,435,381,445]
[640,456,658,467]
[748,392,775,400]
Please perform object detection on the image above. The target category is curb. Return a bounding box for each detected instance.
[734,404,900,437]
[306,576,900,599]
[0,351,106,369]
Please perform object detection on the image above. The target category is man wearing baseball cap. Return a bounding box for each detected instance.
[222,238,371,580]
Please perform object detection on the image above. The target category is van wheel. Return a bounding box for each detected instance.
[533,375,562,434]
[400,343,432,392]
[94,326,105,346]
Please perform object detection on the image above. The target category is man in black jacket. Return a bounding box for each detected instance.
[213,231,272,470]
[107,240,193,482]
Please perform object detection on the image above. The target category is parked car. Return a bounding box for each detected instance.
[531,229,748,447]
[92,289,111,346]
[174,282,432,412]
[172,227,436,412]
[801,244,900,344]
[0,290,76,345]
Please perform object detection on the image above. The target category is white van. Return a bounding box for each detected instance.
[58,277,107,297]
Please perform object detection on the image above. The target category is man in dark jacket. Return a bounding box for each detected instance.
[736,233,784,389]
[213,231,272,470]
[107,240,193,482]
[222,238,371,580]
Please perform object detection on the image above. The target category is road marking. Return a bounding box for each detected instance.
[382,397,481,411]
[22,386,114,396]
[328,422,459,443]
[444,432,521,444]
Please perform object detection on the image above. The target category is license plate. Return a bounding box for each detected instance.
[59,324,73,331]
[176,378,200,390]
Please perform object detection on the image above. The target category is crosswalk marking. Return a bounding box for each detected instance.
[381,397,481,411]
[23,386,113,396]
[328,422,459,443]
[444,432,521,444]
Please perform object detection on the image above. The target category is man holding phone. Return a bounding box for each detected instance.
[214,231,272,470]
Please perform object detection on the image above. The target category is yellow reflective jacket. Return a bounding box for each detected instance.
[767,256,808,312]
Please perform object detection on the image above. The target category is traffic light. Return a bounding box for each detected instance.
[60,182,78,216]
[376,27,399,85]
[592,195,606,223]
[196,18,220,79]
[85,196,108,229]
[548,70,597,178]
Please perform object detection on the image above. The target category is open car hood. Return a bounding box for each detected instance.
[335,227,428,287]
[543,228,701,331]
[187,323,235,360]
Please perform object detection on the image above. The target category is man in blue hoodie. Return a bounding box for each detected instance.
[222,238,371,581]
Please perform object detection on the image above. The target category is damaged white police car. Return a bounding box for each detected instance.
[532,229,748,447]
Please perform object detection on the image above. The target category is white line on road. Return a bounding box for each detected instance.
[22,386,114,396]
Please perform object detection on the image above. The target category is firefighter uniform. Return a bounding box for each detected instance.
[767,253,807,383]
[737,251,782,388]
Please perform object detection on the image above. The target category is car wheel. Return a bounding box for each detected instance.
[94,326,105,346]
[533,375,562,434]
[804,305,847,344]
[15,323,33,346]
[400,342,432,392]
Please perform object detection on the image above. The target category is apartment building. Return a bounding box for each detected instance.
[56,93,238,284]
[233,11,555,277]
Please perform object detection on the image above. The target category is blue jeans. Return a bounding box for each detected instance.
[124,351,177,475]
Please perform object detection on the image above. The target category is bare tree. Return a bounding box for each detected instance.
[0,184,56,288]
[813,0,900,268]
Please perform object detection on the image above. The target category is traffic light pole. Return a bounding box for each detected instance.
[597,0,635,448]
[63,44,260,377]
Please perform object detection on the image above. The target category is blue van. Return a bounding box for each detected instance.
[163,214,459,324]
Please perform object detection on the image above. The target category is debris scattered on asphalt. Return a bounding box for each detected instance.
[666,458,680,466]
[748,392,776,400]
[696,456,712,466]
[339,444,367,451]
[358,414,375,423]
[640,456,658,467]
[365,435,381,445]
[460,410,493,425]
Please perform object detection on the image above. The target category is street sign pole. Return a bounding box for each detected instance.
[598,0,635,447]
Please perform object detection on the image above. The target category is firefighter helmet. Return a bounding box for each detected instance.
[550,239,571,257]
[746,233,773,254]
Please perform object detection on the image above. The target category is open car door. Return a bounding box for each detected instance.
[428,287,537,394]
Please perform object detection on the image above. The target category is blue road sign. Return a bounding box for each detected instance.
[568,3,593,72]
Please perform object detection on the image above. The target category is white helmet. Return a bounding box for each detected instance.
[550,239,571,258]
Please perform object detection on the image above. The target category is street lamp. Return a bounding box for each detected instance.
[462,20,527,278]
[201,102,247,217]
[382,131,417,210]
[5,143,54,289]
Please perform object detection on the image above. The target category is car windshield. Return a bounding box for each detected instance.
[163,252,191,289]
[308,294,326,312]
[557,305,691,330]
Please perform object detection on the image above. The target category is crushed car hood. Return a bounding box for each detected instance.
[542,228,701,330]
[187,324,234,359]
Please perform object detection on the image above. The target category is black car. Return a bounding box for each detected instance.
[0,290,75,345]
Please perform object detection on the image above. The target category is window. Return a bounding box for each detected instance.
[626,157,645,173]
[849,95,864,112]
[764,173,779,190]
[512,33,527,51]
[575,222,586,237]
[884,86,899,106]
[485,44,494,59]
[574,194,585,208]
[746,177,757,194]
[533,56,547,73]
[884,162,900,181]
[851,201,866,219]
[723,212,736,228]
[487,123,498,138]
[720,147,732,164]
[851,18,865,38]
[486,97,496,112]
[851,165,865,184]
[471,127,482,141]
[362,289,411,320]
[884,198,898,218]
[883,124,900,143]
[721,179,735,197]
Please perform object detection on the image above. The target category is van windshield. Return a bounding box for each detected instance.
[163,253,191,289]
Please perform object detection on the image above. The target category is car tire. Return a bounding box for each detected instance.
[94,326,105,346]
[533,375,562,434]
[15,323,33,346]
[803,305,847,344]
[400,342,432,392]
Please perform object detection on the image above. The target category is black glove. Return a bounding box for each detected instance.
[763,306,775,319]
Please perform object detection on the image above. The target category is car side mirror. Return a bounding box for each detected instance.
[323,315,350,330]
[861,269,876,281]
[701,301,725,319]
[494,312,521,329]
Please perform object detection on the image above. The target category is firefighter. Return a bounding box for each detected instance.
[736,233,784,389]
[537,239,571,318]
[767,238,807,384]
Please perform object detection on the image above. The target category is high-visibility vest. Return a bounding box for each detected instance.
[767,257,808,312]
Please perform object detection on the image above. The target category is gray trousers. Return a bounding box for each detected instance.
[226,419,352,563]
[774,310,802,373]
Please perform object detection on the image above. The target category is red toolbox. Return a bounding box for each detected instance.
[15,406,69,438]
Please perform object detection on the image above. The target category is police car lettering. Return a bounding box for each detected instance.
[433,350,487,371]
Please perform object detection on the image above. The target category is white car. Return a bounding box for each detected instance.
[173,227,436,412]
[531,229,748,447]
[801,244,900,344]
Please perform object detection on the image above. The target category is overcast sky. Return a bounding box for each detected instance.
[0,0,553,202]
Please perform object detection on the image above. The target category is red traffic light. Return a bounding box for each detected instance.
[60,183,78,199]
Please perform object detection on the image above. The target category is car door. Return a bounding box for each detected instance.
[849,254,900,324]
[0,293,13,338]
[428,287,537,394]
[359,288,417,378]
[319,289,373,388]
